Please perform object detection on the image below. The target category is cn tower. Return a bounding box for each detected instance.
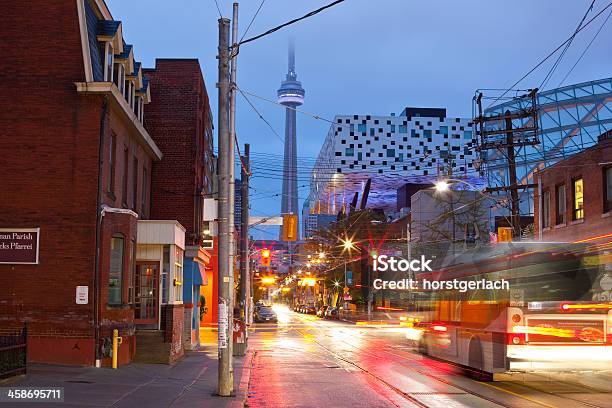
[277,41,305,239]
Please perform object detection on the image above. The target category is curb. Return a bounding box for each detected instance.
[229,348,254,408]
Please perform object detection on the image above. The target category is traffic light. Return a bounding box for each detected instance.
[261,249,271,266]
[282,214,298,241]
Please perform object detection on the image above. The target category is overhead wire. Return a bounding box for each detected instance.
[557,5,612,87]
[238,0,346,46]
[239,0,267,43]
[486,0,612,108]
[212,0,223,18]
[539,0,596,91]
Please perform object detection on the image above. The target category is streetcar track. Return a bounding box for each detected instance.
[375,342,606,408]
[305,316,608,408]
[293,327,429,408]
[282,315,608,408]
[291,318,557,408]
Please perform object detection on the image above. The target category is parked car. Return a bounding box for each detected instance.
[304,305,316,314]
[316,306,328,318]
[255,306,277,323]
[325,307,339,319]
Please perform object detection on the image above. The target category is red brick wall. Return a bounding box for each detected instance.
[161,304,185,363]
[144,59,214,246]
[535,138,612,242]
[0,0,156,365]
[0,0,100,365]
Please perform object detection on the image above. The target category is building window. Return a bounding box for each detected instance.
[124,79,131,102]
[542,190,550,228]
[604,167,612,213]
[357,123,366,133]
[161,245,170,304]
[109,236,124,305]
[174,247,184,302]
[108,133,116,195]
[128,240,136,304]
[556,184,566,225]
[572,178,584,220]
[104,43,114,82]
[122,147,129,207]
[132,157,139,210]
[399,125,407,133]
[134,96,141,119]
[114,63,125,93]
[139,98,144,122]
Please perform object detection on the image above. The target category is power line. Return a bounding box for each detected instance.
[238,0,346,46]
[238,86,336,125]
[558,6,612,87]
[237,88,285,144]
[539,0,596,91]
[239,0,267,43]
[487,0,612,108]
[212,0,223,18]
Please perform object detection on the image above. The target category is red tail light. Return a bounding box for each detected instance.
[507,333,525,345]
[432,324,447,333]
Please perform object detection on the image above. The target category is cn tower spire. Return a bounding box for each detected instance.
[277,40,305,240]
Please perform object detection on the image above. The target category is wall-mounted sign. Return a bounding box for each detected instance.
[0,228,40,264]
[76,286,89,305]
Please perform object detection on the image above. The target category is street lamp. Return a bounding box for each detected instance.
[341,238,355,252]
[434,180,450,192]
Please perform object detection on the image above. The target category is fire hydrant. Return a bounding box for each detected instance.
[112,329,122,369]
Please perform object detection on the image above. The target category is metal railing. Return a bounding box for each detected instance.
[0,326,27,379]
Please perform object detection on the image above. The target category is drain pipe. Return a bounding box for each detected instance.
[94,97,109,367]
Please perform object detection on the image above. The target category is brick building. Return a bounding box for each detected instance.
[534,130,612,243]
[144,59,215,350]
[0,0,185,366]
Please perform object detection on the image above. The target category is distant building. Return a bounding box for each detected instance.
[396,183,433,212]
[534,130,612,243]
[278,42,305,239]
[304,107,480,217]
[303,213,336,239]
[235,178,242,228]
[144,58,215,354]
[483,78,612,219]
[410,189,490,246]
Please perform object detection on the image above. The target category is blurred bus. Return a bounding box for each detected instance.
[415,241,611,379]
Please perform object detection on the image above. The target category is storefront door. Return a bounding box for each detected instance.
[135,262,159,326]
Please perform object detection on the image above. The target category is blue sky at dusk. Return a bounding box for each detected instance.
[107,0,612,239]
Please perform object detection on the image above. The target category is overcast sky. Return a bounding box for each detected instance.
[107,0,612,239]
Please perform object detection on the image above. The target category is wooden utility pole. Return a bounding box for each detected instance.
[216,16,233,397]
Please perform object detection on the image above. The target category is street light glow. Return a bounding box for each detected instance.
[342,238,355,252]
[435,180,450,192]
[261,276,276,284]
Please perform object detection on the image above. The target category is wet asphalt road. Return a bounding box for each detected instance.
[245,306,612,408]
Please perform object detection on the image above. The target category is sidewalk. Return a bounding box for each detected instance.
[6,346,252,408]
